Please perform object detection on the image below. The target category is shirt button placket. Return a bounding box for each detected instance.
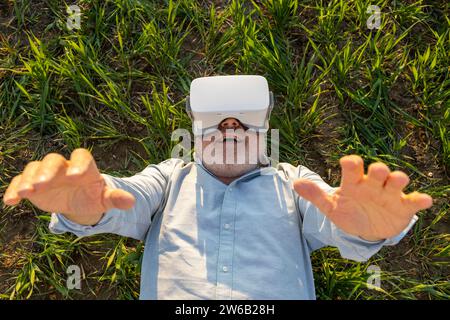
[215,185,236,299]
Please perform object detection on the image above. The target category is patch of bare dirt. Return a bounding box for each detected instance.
[306,89,347,186]
[0,206,36,297]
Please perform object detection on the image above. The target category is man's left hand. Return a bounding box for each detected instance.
[293,155,433,241]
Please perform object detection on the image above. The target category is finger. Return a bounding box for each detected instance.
[17,161,41,198]
[383,171,410,192]
[67,148,99,180]
[293,178,334,215]
[32,153,69,191]
[339,155,364,189]
[3,175,23,206]
[402,191,433,214]
[101,186,136,212]
[366,162,390,188]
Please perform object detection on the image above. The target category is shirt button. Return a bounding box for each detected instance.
[224,223,230,230]
[222,266,229,273]
[229,188,233,192]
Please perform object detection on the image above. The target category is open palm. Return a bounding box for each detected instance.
[293,155,433,241]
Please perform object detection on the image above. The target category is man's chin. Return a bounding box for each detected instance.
[202,162,259,179]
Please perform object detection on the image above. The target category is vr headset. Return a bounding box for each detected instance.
[186,75,274,136]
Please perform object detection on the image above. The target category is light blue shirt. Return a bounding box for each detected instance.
[49,158,417,299]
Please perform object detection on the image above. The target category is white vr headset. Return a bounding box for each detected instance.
[186,75,274,136]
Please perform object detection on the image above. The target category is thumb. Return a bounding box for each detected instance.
[102,186,136,211]
[293,178,334,215]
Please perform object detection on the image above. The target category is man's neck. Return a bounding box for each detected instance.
[216,175,237,185]
[213,164,264,185]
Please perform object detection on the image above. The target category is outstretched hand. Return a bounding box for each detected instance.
[293,155,433,241]
[2,148,135,225]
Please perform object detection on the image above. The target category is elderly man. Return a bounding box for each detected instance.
[2,75,432,300]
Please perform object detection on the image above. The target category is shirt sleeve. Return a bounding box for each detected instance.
[48,158,184,241]
[295,165,418,262]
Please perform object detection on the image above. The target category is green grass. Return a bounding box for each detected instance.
[0,0,448,299]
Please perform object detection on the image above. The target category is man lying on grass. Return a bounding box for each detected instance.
[3,75,432,299]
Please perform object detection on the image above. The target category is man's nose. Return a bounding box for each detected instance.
[219,118,240,130]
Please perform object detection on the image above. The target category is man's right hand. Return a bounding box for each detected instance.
[2,148,135,225]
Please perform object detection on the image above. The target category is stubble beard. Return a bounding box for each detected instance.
[201,138,262,178]
[204,161,259,178]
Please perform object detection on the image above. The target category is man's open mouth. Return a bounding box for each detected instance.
[205,131,245,144]
[222,132,243,143]
[223,137,238,143]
